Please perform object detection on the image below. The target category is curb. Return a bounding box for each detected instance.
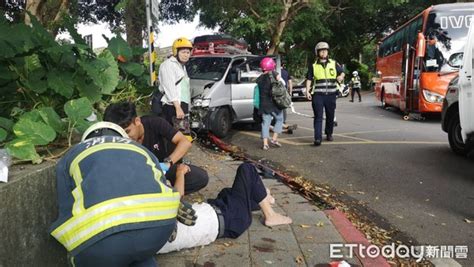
[325,209,391,267]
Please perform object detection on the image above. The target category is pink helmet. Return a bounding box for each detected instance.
[260,57,276,72]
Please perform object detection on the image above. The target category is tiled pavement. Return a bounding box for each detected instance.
[155,145,363,267]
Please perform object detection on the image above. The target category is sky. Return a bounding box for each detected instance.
[65,15,216,49]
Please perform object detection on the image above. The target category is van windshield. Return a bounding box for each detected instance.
[187,57,231,80]
[424,10,473,72]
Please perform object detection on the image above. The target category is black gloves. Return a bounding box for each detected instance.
[177,201,197,226]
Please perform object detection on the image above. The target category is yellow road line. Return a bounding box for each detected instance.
[238,131,447,146]
[337,129,400,135]
[289,126,400,137]
[281,135,315,140]
[335,134,372,142]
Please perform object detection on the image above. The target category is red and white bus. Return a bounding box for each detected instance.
[375,3,473,119]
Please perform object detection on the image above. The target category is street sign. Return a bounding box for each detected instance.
[151,0,160,30]
[84,34,93,49]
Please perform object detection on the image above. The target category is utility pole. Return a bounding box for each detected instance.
[145,0,158,86]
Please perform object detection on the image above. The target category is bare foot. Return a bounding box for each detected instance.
[266,188,275,205]
[264,213,292,227]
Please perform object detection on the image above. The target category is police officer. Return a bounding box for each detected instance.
[50,122,188,266]
[349,71,362,102]
[306,42,344,146]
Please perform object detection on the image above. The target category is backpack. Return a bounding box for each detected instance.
[269,72,291,109]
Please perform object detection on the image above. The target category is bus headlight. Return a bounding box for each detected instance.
[422,90,444,103]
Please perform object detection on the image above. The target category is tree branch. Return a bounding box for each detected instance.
[246,0,261,19]
[53,0,69,24]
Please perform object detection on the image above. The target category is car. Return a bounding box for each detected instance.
[291,79,309,100]
[441,21,474,156]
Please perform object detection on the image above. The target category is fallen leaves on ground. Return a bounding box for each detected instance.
[300,224,311,228]
[464,218,472,224]
[316,221,325,227]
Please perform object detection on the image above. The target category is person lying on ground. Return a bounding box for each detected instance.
[104,101,208,195]
[157,162,292,254]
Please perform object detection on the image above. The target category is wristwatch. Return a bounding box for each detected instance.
[163,157,174,166]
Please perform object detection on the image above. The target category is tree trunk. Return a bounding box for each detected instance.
[25,0,43,25]
[25,0,68,37]
[125,0,146,49]
[267,2,291,55]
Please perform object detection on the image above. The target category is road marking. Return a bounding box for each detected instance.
[282,135,315,140]
[335,134,372,142]
[282,134,373,142]
[295,127,400,137]
[238,131,447,146]
[337,129,400,135]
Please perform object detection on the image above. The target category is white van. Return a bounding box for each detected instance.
[187,35,281,137]
[441,21,474,155]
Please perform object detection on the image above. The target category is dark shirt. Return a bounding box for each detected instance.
[306,59,344,81]
[141,115,178,161]
[280,68,291,89]
[256,73,280,115]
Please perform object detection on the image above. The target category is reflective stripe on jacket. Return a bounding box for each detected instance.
[351,77,361,88]
[312,59,337,94]
[50,136,180,255]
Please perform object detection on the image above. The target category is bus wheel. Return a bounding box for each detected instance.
[448,112,468,156]
[381,90,387,109]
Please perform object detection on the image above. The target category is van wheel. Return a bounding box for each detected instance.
[211,108,231,138]
[448,112,468,156]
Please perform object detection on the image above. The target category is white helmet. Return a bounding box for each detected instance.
[81,121,128,141]
[352,71,358,76]
[315,42,330,54]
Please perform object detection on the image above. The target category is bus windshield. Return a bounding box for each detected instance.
[187,57,231,81]
[424,10,473,72]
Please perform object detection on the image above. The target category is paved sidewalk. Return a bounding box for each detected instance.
[155,144,364,266]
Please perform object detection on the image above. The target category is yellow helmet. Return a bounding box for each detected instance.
[172,37,193,56]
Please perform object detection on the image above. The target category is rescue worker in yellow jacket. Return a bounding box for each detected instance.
[50,122,186,266]
[306,42,344,146]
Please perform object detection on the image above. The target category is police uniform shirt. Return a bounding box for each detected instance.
[306,60,344,81]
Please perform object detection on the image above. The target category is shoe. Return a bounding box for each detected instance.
[313,140,321,146]
[359,99,362,102]
[262,144,269,151]
[270,139,282,148]
[286,129,294,134]
[287,124,298,131]
[349,100,354,102]
[326,135,333,141]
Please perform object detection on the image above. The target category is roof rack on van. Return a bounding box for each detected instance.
[192,34,251,55]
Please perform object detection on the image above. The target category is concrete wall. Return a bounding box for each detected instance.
[0,161,67,267]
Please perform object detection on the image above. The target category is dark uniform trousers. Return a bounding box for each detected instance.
[311,93,337,141]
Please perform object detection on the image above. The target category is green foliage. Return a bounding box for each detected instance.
[108,36,133,61]
[64,98,93,122]
[0,16,152,163]
[0,128,7,142]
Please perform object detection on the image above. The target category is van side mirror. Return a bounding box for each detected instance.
[416,32,426,58]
